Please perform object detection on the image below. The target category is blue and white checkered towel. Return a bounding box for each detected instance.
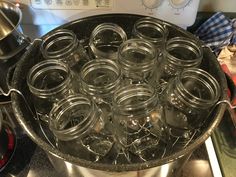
[195,12,236,53]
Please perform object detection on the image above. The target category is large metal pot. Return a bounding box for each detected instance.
[10,14,228,177]
[0,0,29,61]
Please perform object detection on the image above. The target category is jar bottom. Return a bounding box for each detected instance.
[165,127,199,153]
[81,132,114,157]
[57,131,114,162]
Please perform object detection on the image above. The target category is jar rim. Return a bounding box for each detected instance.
[27,60,72,96]
[113,84,157,113]
[41,29,78,60]
[165,37,203,66]
[176,68,220,108]
[89,23,127,59]
[118,38,157,72]
[49,94,98,140]
[133,17,168,44]
[80,59,122,95]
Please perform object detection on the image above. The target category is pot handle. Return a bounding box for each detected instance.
[0,39,30,60]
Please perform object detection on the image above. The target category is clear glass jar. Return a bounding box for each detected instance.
[41,29,89,72]
[156,37,203,84]
[89,23,127,60]
[132,17,168,48]
[27,60,79,122]
[112,84,166,161]
[118,39,158,86]
[49,94,114,161]
[160,68,220,149]
[79,59,122,105]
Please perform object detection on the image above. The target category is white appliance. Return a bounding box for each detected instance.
[12,0,200,37]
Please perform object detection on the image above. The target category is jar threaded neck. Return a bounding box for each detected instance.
[41,29,78,60]
[165,37,203,67]
[113,84,157,116]
[118,39,157,74]
[174,68,220,109]
[49,95,100,141]
[80,59,122,96]
[27,60,73,97]
[133,17,168,46]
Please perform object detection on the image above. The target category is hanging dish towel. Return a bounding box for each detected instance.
[195,12,236,53]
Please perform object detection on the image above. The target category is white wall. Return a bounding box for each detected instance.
[199,0,236,12]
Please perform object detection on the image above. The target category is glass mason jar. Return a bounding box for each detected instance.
[112,84,166,161]
[79,59,122,108]
[89,23,127,60]
[156,37,203,84]
[160,68,220,149]
[49,94,114,161]
[132,17,168,48]
[40,29,89,73]
[118,39,158,86]
[27,60,79,122]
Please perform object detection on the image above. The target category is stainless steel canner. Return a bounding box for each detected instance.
[10,14,228,177]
